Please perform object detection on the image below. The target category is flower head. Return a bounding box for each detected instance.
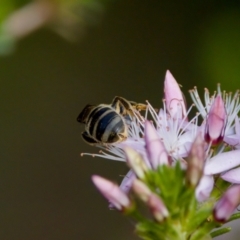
[81,70,240,239]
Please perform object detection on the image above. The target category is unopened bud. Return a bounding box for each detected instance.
[205,95,227,145]
[148,193,169,222]
[132,179,151,202]
[214,185,240,223]
[164,70,187,119]
[92,175,131,211]
[186,133,205,187]
[144,121,169,168]
[124,147,149,179]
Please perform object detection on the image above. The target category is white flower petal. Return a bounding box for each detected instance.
[204,150,240,175]
[195,175,214,202]
[224,135,240,146]
[221,167,240,184]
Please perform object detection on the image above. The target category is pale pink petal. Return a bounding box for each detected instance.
[144,121,169,168]
[224,117,240,147]
[204,150,240,175]
[221,167,240,184]
[224,135,240,146]
[195,175,214,202]
[119,170,136,193]
[164,70,187,119]
[177,131,197,157]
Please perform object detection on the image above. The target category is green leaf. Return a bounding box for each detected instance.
[210,227,231,238]
[227,212,240,223]
[186,209,212,233]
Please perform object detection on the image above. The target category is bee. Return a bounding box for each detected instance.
[77,96,146,145]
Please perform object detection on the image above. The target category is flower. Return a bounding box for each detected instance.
[189,85,240,148]
[83,71,240,194]
[83,71,240,196]
[189,84,240,187]
[82,70,240,239]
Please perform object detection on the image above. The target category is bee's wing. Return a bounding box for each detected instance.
[77,104,95,123]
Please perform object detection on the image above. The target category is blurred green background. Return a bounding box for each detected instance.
[1,0,240,239]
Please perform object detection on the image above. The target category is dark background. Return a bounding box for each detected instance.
[1,0,240,239]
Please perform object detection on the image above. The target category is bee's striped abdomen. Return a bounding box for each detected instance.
[87,106,125,143]
[97,112,124,143]
[104,116,125,143]
[88,106,108,135]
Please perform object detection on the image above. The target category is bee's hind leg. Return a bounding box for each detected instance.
[81,131,98,145]
[111,96,147,114]
[111,96,131,113]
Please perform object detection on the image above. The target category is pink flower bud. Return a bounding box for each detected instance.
[186,133,205,187]
[148,193,169,222]
[164,70,187,119]
[124,147,149,179]
[92,175,131,211]
[214,185,240,222]
[144,121,169,168]
[205,95,227,145]
[132,179,151,202]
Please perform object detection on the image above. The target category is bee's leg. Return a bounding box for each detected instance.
[129,101,147,111]
[111,96,133,115]
[112,96,148,120]
[113,97,147,112]
[81,131,98,145]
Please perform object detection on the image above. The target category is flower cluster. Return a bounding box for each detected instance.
[84,71,240,239]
